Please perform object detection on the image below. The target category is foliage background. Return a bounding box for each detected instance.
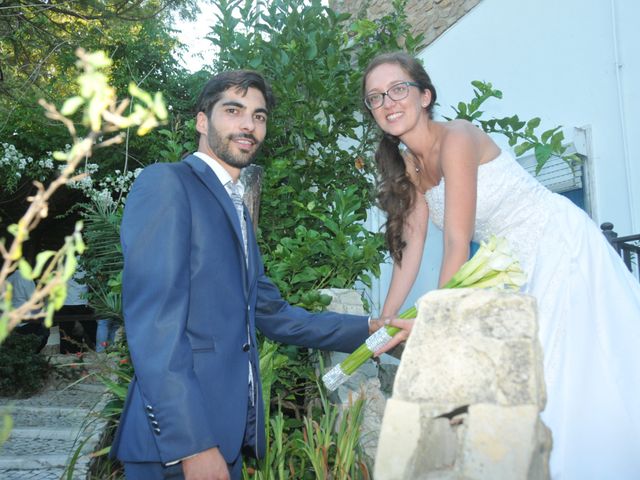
[0,0,205,248]
[1,0,571,477]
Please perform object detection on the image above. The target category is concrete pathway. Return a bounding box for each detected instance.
[0,354,111,479]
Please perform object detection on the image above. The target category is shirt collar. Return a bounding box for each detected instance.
[193,151,244,195]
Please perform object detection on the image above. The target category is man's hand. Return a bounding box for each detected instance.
[182,447,229,480]
[368,317,414,357]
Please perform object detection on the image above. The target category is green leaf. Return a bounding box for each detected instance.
[62,251,77,282]
[541,127,559,143]
[534,144,554,174]
[18,259,33,280]
[60,96,85,116]
[514,142,534,157]
[303,126,315,140]
[526,117,541,130]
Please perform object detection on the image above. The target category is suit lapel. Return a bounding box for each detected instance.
[184,155,250,294]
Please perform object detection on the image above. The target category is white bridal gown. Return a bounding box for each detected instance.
[425,150,640,479]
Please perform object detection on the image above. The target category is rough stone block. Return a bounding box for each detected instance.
[394,289,546,408]
[460,404,551,480]
[374,290,550,479]
[375,398,423,480]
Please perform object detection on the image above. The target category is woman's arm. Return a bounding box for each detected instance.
[381,192,429,317]
[439,127,478,286]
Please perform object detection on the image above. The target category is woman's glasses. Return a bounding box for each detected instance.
[364,81,420,110]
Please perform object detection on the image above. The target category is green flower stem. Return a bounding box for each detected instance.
[324,236,526,390]
[340,306,417,376]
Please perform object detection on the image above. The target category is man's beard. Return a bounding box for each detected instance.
[207,123,261,169]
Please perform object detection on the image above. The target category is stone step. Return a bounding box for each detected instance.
[0,386,107,410]
[9,426,92,440]
[0,427,100,478]
[1,427,100,456]
[0,467,68,480]
[0,364,112,480]
[0,453,70,469]
[1,406,92,429]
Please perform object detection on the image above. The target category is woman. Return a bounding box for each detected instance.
[365,51,640,479]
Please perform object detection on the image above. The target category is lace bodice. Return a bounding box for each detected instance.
[425,150,555,276]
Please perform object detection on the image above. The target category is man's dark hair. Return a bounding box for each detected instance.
[195,70,276,118]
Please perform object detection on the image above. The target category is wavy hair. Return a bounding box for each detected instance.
[362,52,437,263]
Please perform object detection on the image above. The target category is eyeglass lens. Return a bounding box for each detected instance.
[366,82,412,109]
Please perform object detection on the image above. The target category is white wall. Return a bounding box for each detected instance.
[369,0,639,316]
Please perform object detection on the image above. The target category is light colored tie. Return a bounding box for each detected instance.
[227,182,254,405]
[227,181,248,263]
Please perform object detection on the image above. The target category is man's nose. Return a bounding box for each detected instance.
[240,114,256,131]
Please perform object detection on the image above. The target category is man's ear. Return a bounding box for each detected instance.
[196,111,209,135]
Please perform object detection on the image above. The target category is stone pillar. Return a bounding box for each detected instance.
[374,289,551,480]
[330,0,482,47]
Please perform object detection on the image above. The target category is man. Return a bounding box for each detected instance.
[111,70,396,480]
[7,269,49,351]
[57,266,95,352]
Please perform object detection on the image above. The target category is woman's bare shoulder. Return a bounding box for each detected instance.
[440,120,498,163]
[439,120,477,154]
[441,119,483,138]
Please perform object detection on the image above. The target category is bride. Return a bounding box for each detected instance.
[364,51,640,479]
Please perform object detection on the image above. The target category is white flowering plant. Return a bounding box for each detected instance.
[0,143,57,194]
[67,163,143,208]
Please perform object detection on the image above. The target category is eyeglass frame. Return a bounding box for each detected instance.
[364,81,421,110]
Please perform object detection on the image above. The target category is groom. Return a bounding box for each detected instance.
[110,70,394,480]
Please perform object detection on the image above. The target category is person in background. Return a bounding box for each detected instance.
[95,317,119,352]
[57,267,96,352]
[7,269,49,351]
[90,272,120,352]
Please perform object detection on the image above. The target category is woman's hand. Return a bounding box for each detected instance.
[368,317,414,356]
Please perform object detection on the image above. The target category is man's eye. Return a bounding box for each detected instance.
[255,114,267,122]
[226,108,238,114]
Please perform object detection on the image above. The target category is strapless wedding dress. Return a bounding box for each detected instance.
[425,150,640,479]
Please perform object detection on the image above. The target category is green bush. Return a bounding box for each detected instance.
[0,333,52,397]
[209,0,424,311]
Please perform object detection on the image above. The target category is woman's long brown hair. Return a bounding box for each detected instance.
[362,52,437,263]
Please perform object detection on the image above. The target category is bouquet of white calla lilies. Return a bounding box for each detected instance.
[322,235,526,391]
[446,237,526,289]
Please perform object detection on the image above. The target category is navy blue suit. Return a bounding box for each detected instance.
[111,155,368,472]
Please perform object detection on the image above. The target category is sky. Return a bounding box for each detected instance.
[173,3,219,72]
[173,0,330,72]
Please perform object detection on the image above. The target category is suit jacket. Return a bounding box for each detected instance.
[110,155,369,465]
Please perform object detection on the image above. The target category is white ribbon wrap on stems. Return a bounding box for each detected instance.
[322,364,349,391]
[365,327,393,352]
[322,328,395,391]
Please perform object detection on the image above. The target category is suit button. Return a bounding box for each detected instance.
[242,343,250,352]
[147,413,156,419]
[153,427,161,435]
[151,420,159,427]
[145,405,153,412]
